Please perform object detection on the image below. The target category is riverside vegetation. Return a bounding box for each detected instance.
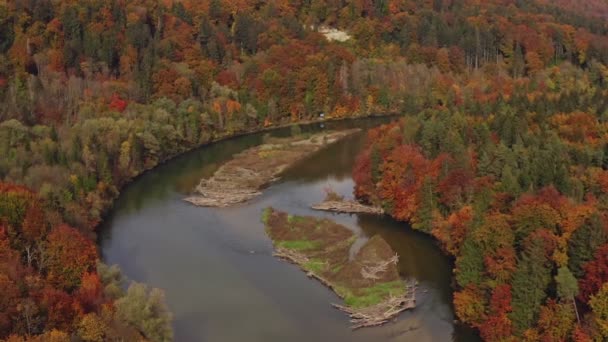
[352,115,608,341]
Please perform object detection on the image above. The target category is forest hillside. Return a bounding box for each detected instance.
[2,0,608,340]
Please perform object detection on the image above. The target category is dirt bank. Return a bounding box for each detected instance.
[262,208,415,329]
[184,129,360,207]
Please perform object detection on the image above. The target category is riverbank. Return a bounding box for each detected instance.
[184,129,360,207]
[98,113,397,222]
[262,208,416,329]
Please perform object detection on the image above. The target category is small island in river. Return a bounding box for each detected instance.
[185,129,360,207]
[262,208,416,329]
[312,188,384,215]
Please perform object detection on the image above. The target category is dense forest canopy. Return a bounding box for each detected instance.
[2,0,608,340]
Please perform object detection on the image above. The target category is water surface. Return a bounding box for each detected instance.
[100,118,479,342]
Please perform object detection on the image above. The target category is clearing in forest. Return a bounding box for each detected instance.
[262,208,415,329]
[185,129,360,207]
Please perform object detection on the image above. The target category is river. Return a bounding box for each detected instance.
[99,117,480,342]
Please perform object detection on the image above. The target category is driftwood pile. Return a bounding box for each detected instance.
[311,200,384,215]
[333,280,416,329]
[185,129,360,207]
[275,247,416,329]
[184,169,265,207]
[360,254,399,280]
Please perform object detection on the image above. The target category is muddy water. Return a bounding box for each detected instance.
[99,118,480,342]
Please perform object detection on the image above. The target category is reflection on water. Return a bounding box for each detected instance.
[99,118,479,342]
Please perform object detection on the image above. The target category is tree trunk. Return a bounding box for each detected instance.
[25,246,33,268]
[572,296,581,325]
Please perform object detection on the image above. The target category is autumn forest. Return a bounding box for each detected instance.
[2,0,608,341]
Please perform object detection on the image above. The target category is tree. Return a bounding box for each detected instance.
[0,274,20,338]
[579,244,608,303]
[412,176,437,234]
[555,267,580,323]
[209,0,222,20]
[96,262,124,300]
[45,225,97,291]
[589,283,608,339]
[233,12,261,54]
[479,285,513,341]
[17,298,40,336]
[525,51,544,74]
[21,205,47,268]
[118,140,132,177]
[455,237,484,288]
[537,300,576,341]
[500,165,520,195]
[379,144,439,221]
[353,149,374,203]
[484,247,517,284]
[0,6,14,54]
[76,272,104,313]
[511,201,560,243]
[512,42,525,78]
[510,231,555,334]
[109,94,128,113]
[454,284,487,326]
[39,288,75,331]
[115,283,173,342]
[77,313,106,342]
[568,213,608,277]
[436,48,451,73]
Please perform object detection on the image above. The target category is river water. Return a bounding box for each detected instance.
[99,118,480,342]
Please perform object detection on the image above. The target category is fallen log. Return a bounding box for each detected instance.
[184,186,262,207]
[311,200,384,215]
[360,254,399,280]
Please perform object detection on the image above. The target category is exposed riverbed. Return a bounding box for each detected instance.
[99,118,480,342]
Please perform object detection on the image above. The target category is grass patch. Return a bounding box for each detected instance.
[287,214,308,231]
[288,215,306,224]
[276,240,321,251]
[343,281,405,309]
[303,259,327,273]
[261,208,272,224]
[325,235,356,253]
[258,150,278,158]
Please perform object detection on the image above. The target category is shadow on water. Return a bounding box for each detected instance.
[99,117,480,342]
